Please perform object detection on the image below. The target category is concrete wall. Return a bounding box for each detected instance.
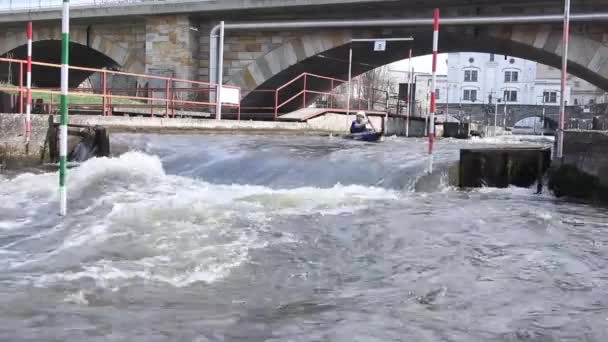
[384,117,427,137]
[146,15,199,81]
[549,130,608,201]
[562,130,608,188]
[0,114,51,165]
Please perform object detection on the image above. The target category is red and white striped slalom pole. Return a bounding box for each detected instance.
[428,8,440,174]
[25,21,33,144]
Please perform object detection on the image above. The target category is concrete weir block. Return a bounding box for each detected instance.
[549,130,608,202]
[459,147,551,189]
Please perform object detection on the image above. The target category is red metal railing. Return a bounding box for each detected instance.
[240,88,276,114]
[0,57,240,119]
[1,56,396,121]
[274,72,347,120]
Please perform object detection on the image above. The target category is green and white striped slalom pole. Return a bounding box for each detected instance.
[59,0,70,216]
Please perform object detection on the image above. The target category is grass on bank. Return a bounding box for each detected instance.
[0,82,142,106]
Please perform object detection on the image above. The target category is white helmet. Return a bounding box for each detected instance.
[356,111,366,118]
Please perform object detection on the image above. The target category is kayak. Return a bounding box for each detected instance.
[346,131,383,142]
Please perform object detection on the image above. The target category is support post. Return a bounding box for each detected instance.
[59,0,70,216]
[165,79,170,118]
[557,0,570,158]
[102,71,107,116]
[25,21,32,144]
[428,8,440,174]
[541,104,546,136]
[406,49,412,137]
[346,46,353,129]
[215,21,225,120]
[19,62,23,114]
[330,79,334,108]
[274,89,278,120]
[503,96,507,134]
[494,99,499,136]
[302,73,307,109]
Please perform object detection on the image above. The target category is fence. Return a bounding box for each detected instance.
[0,56,408,121]
[0,0,160,11]
[0,56,240,119]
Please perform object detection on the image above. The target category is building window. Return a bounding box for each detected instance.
[464,70,478,82]
[543,91,557,103]
[589,99,595,105]
[463,89,477,102]
[435,88,440,99]
[469,57,475,63]
[504,71,519,83]
[574,98,579,105]
[504,90,517,102]
[510,58,516,64]
[574,81,581,87]
[490,54,495,62]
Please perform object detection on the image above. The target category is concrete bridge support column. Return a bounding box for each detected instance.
[145,15,199,81]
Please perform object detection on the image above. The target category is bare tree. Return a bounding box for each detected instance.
[351,66,397,111]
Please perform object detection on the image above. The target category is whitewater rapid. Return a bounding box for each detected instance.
[0,134,606,341]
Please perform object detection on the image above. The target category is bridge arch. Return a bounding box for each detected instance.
[512,116,558,134]
[0,28,141,87]
[229,24,608,107]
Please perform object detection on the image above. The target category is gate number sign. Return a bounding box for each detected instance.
[374,40,386,51]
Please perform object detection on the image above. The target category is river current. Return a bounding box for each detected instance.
[0,134,606,341]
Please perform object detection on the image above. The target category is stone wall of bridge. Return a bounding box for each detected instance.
[1,7,608,106]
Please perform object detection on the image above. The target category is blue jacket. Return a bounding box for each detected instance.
[350,120,368,133]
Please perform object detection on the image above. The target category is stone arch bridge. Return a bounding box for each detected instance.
[0,0,607,113]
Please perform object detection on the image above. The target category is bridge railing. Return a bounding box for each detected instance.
[0,56,240,119]
[274,72,348,120]
[0,0,158,12]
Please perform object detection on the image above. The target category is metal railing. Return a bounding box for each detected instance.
[274,72,347,120]
[0,0,153,11]
[1,55,401,121]
[0,56,240,119]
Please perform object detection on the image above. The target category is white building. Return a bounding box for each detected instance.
[403,72,447,116]
[441,52,572,107]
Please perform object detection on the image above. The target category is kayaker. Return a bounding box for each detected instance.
[350,111,370,134]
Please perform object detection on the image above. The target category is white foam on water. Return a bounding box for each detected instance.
[468,134,555,145]
[5,151,400,289]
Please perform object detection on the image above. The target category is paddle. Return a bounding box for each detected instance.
[365,115,377,133]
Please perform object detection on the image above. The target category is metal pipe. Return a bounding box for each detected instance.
[494,99,499,136]
[19,62,23,114]
[25,21,32,144]
[209,30,217,85]
[428,8,439,174]
[406,48,412,137]
[346,46,353,128]
[215,21,224,120]
[330,79,334,108]
[557,0,571,159]
[503,95,508,134]
[165,78,170,117]
[102,71,107,116]
[303,73,307,109]
[210,13,608,36]
[59,0,70,216]
[541,104,546,136]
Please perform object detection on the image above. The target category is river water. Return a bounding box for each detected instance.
[0,134,607,341]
